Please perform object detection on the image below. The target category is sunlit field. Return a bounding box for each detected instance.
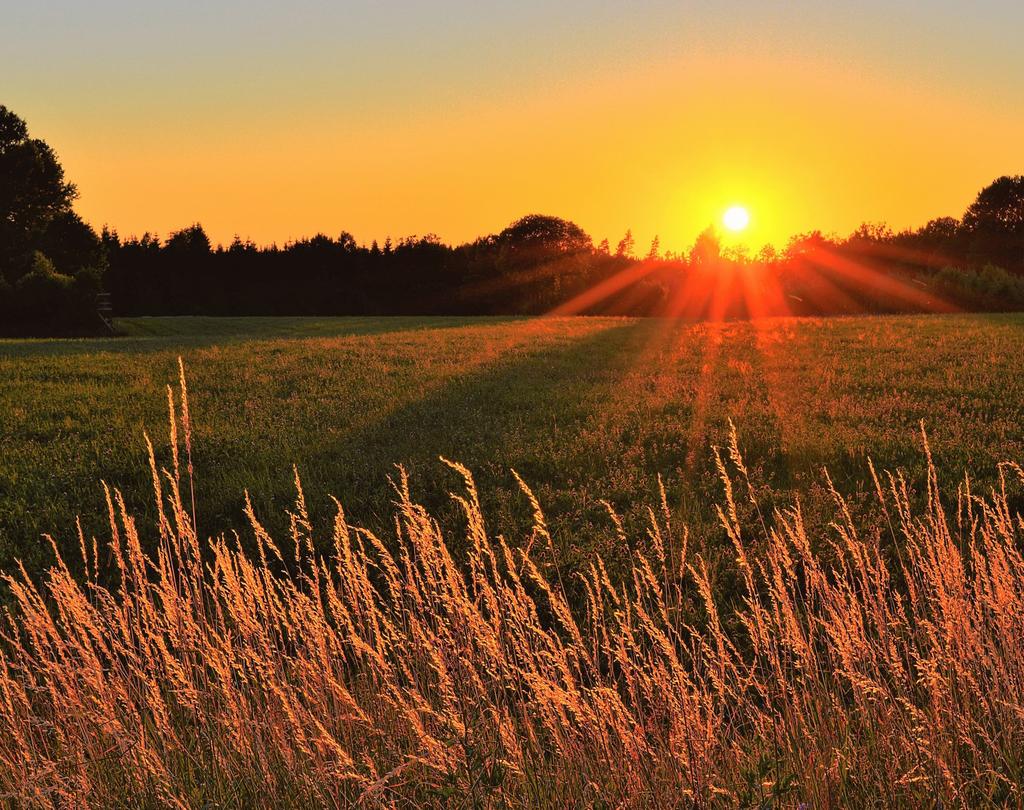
[3,313,1024,584]
[4,315,1024,806]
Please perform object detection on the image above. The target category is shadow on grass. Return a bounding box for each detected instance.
[0,315,525,358]
[0,319,640,584]
[223,320,651,566]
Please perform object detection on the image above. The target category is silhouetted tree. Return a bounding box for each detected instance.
[783,230,832,261]
[964,176,1024,232]
[755,244,778,265]
[918,217,960,241]
[39,211,105,276]
[848,222,895,245]
[646,236,661,261]
[496,214,592,258]
[165,223,212,257]
[0,106,77,276]
[962,176,1024,270]
[228,235,258,254]
[0,106,106,334]
[338,231,358,252]
[689,227,721,266]
[616,229,634,258]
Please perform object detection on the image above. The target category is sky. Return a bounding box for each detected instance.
[4,1,1023,252]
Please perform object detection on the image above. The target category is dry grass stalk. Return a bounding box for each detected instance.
[1,370,1024,807]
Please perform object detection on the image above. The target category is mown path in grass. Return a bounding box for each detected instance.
[2,314,1023,580]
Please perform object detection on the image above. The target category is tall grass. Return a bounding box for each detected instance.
[2,370,1024,807]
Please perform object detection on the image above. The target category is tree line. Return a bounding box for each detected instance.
[2,102,1023,335]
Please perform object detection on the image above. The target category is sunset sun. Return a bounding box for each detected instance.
[723,205,751,232]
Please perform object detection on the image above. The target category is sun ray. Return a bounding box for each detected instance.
[548,261,663,316]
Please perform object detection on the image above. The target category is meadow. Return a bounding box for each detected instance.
[2,313,1023,583]
[3,314,1024,806]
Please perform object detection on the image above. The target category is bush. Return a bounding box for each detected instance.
[934,263,1024,308]
[14,250,71,302]
[0,251,105,336]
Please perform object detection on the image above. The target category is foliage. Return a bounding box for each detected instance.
[934,263,1024,309]
[6,101,1024,327]
[962,176,1024,270]
[0,106,105,335]
[495,214,592,257]
[98,175,1024,322]
[0,106,77,267]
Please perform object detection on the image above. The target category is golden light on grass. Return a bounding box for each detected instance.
[1,368,1023,806]
[722,204,751,232]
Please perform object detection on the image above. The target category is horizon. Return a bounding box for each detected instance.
[5,1,1022,253]
[88,189,996,257]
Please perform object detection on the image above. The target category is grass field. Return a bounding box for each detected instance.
[2,313,1023,581]
[5,313,1024,806]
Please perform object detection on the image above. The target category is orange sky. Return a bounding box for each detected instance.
[5,1,1023,252]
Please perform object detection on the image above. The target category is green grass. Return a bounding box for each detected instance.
[2,313,1024,580]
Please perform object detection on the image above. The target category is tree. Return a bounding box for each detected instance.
[755,244,779,265]
[689,227,721,266]
[496,214,592,257]
[783,230,833,262]
[903,216,962,269]
[962,176,1024,270]
[0,106,77,274]
[964,176,1024,233]
[848,222,895,244]
[39,211,106,276]
[227,235,257,254]
[338,231,358,253]
[0,106,110,335]
[916,216,960,242]
[616,229,635,258]
[11,251,73,331]
[646,235,661,261]
[165,223,212,257]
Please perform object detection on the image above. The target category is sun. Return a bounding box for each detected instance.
[723,205,751,232]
